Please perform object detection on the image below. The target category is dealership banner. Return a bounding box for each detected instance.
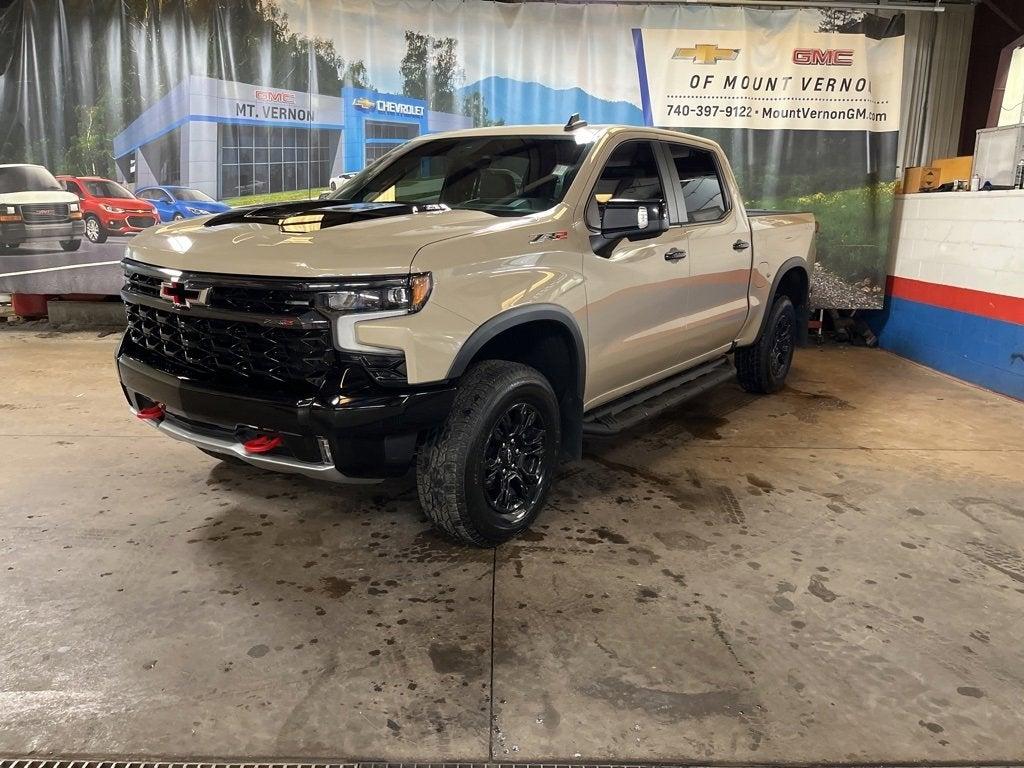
[0,0,904,308]
[635,25,903,132]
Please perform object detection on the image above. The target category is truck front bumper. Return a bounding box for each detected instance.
[117,350,456,482]
[1,220,84,245]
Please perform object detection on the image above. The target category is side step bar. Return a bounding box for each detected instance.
[582,356,735,436]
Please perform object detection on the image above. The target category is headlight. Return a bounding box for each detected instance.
[101,204,125,213]
[68,202,79,212]
[318,274,432,314]
[186,207,207,215]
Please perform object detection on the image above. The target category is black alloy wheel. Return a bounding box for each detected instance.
[482,401,549,522]
[769,305,794,380]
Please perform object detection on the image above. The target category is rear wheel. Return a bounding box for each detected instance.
[2,242,23,250]
[59,239,81,251]
[416,360,560,546]
[172,213,184,221]
[84,215,107,243]
[735,294,796,394]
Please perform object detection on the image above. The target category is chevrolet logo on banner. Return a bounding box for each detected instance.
[352,97,376,110]
[672,44,740,64]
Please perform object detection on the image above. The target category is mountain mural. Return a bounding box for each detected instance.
[457,76,644,126]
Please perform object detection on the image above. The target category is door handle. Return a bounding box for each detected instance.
[733,239,750,251]
[664,247,687,262]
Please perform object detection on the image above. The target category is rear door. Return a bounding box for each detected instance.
[582,139,693,407]
[661,141,752,359]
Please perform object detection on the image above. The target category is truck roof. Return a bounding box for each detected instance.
[411,123,721,151]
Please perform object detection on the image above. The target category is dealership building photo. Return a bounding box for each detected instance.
[112,76,471,199]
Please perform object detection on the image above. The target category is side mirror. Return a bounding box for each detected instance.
[592,199,669,257]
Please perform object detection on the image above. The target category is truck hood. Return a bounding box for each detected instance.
[0,190,79,206]
[127,201,505,278]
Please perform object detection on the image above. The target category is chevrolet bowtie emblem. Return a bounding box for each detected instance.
[160,280,210,308]
[352,97,376,110]
[672,44,740,64]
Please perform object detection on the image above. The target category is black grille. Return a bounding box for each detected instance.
[124,269,317,316]
[125,270,162,298]
[124,302,337,392]
[21,203,69,223]
[214,284,318,315]
[127,215,156,228]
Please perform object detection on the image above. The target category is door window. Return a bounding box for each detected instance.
[586,141,665,229]
[667,144,727,223]
[62,179,84,198]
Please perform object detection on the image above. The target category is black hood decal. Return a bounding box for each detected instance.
[204,200,451,231]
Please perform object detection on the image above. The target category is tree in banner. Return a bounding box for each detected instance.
[461,91,504,128]
[401,31,430,100]
[400,30,462,112]
[64,101,115,178]
[818,9,862,33]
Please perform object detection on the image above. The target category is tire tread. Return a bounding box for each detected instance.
[417,360,554,546]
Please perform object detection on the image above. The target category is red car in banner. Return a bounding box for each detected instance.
[56,175,159,244]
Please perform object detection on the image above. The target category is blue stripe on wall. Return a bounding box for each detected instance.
[878,296,1024,400]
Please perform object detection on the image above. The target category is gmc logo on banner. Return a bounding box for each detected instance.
[255,89,296,104]
[793,48,854,66]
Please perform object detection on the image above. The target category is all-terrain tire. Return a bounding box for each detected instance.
[735,294,796,394]
[416,360,560,546]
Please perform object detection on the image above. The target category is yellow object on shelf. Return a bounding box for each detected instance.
[932,155,974,186]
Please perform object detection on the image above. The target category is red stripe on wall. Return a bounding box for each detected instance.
[887,276,1024,325]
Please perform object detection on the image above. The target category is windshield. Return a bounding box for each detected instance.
[0,165,62,194]
[84,180,134,199]
[332,135,592,216]
[172,188,216,202]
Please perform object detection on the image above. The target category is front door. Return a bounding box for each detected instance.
[583,140,693,408]
[662,141,752,359]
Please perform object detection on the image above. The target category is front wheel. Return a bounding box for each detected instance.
[59,239,81,252]
[84,215,107,243]
[735,294,796,394]
[172,213,184,221]
[416,360,560,546]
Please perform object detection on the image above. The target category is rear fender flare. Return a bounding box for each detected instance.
[751,258,810,346]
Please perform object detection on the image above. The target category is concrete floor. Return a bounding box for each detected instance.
[1,329,1023,763]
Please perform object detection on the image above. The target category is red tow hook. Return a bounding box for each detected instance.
[136,403,166,421]
[243,434,284,454]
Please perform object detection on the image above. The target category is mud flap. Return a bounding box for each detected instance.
[796,305,810,347]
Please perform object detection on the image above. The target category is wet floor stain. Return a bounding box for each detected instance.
[807,575,838,603]
[957,686,984,698]
[428,642,485,679]
[746,474,775,493]
[320,577,354,599]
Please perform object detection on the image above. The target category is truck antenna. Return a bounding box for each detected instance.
[564,113,588,131]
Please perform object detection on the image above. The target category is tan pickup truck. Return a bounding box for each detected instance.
[116,119,815,545]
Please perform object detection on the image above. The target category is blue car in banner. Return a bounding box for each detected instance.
[134,185,231,221]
